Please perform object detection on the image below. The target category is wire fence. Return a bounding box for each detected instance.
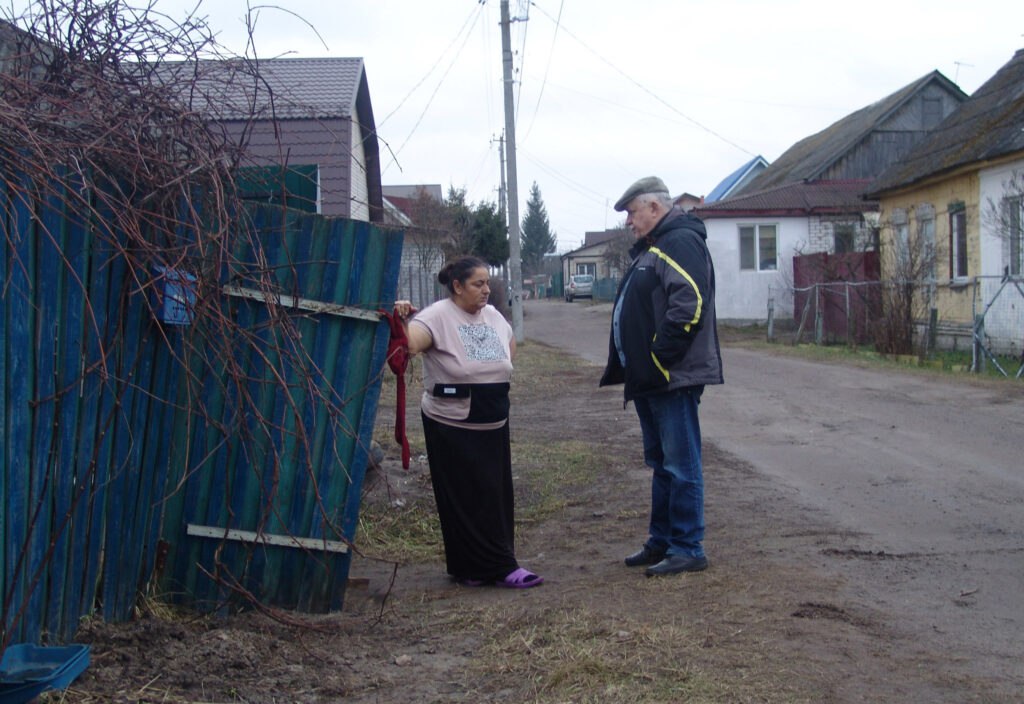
[768,276,1024,377]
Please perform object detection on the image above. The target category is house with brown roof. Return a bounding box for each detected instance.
[561,228,629,293]
[695,70,968,322]
[865,48,1024,356]
[165,57,384,222]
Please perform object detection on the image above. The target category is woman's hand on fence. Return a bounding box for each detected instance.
[393,300,417,323]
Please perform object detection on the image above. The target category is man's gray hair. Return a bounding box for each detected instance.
[635,191,674,210]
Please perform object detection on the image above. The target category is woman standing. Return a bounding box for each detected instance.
[393,256,542,589]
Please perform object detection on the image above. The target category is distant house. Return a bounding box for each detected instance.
[674,192,705,212]
[382,184,446,308]
[166,57,384,222]
[695,70,968,322]
[865,48,1024,355]
[561,228,628,286]
[705,155,769,204]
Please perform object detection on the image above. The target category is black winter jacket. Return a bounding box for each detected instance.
[599,208,724,401]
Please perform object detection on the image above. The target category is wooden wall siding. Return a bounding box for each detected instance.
[222,118,355,218]
[2,180,402,650]
[824,88,965,182]
[157,206,402,614]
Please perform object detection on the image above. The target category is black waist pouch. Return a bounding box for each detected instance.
[432,382,510,423]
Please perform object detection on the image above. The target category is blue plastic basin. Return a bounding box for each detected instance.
[0,644,90,704]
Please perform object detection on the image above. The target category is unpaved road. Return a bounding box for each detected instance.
[523,298,1024,688]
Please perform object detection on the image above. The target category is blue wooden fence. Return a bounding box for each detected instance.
[1,178,402,650]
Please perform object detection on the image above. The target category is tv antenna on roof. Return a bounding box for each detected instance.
[953,60,974,85]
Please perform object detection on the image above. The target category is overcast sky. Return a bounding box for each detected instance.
[14,1,1023,252]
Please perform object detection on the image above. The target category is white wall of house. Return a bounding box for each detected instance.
[704,216,811,322]
[979,158,1024,276]
[349,120,369,221]
[978,158,1024,356]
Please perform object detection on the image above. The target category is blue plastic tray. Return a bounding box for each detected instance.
[0,644,90,704]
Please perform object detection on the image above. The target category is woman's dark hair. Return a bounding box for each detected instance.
[437,256,488,294]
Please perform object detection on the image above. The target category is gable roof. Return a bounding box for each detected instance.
[163,56,369,121]
[865,48,1024,197]
[584,229,625,247]
[706,155,769,203]
[693,180,876,219]
[747,71,966,191]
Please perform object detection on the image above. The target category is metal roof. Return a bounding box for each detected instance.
[164,56,367,121]
[694,180,876,218]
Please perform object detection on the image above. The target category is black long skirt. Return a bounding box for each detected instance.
[421,413,518,581]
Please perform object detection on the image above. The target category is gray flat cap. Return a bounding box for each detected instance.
[613,176,670,211]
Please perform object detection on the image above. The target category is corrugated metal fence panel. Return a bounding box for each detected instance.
[2,179,402,649]
[157,207,403,613]
[1,176,175,647]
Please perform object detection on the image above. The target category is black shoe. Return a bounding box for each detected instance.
[644,554,709,577]
[624,545,667,567]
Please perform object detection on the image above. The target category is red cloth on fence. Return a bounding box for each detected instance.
[382,311,411,469]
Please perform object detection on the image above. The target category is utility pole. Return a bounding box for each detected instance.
[500,0,524,341]
[495,132,506,222]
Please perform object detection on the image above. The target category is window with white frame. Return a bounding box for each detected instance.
[1005,195,1022,277]
[891,209,909,270]
[739,224,777,271]
[949,204,968,279]
[916,204,936,279]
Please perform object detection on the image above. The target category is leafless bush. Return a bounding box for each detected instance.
[874,212,937,355]
[1,0,365,623]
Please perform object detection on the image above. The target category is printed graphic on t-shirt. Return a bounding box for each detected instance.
[458,323,507,362]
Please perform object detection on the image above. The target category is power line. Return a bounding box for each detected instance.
[520,0,563,143]
[529,2,754,158]
[381,3,486,173]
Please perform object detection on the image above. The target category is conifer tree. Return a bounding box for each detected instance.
[520,182,557,276]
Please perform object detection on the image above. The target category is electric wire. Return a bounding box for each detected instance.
[377,3,483,129]
[528,1,755,158]
[520,0,563,143]
[381,3,487,174]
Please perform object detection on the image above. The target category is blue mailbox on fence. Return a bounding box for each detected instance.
[153,266,197,325]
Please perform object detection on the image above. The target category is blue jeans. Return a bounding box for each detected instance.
[633,387,705,559]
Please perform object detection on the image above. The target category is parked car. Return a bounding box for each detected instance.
[564,274,594,302]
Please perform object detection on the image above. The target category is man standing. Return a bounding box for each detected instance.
[600,176,723,577]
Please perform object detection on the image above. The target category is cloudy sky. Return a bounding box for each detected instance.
[13,0,1023,251]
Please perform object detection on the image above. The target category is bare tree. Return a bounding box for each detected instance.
[875,210,938,355]
[982,168,1024,278]
[601,225,632,278]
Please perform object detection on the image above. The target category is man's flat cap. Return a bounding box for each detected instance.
[613,176,670,211]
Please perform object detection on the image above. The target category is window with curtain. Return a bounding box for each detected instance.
[739,224,777,271]
[834,224,856,254]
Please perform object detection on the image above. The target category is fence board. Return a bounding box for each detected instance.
[4,181,35,646]
[3,186,404,650]
[157,208,402,613]
[0,181,8,628]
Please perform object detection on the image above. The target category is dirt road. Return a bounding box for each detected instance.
[523,298,1024,690]
[66,298,1024,703]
